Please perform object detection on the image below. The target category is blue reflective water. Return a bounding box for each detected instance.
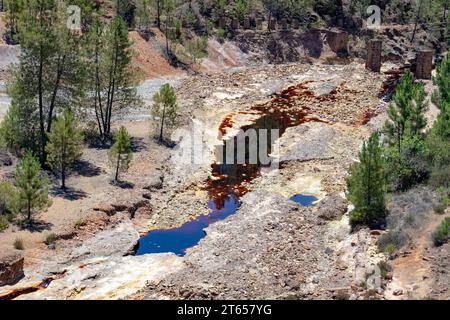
[290,194,318,206]
[136,195,240,256]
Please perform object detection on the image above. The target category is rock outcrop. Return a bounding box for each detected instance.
[0,252,24,286]
[317,194,348,221]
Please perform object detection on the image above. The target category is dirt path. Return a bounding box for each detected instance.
[385,213,446,299]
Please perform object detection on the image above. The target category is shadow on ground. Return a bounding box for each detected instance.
[18,220,53,232]
[110,180,135,189]
[73,159,102,177]
[51,187,89,200]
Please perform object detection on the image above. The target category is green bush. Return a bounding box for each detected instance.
[0,215,9,231]
[216,28,226,39]
[432,218,450,246]
[74,218,86,229]
[384,242,397,257]
[378,230,407,253]
[433,203,446,214]
[14,238,24,250]
[426,132,450,188]
[378,261,393,280]
[44,233,57,246]
[384,136,430,192]
[0,180,17,216]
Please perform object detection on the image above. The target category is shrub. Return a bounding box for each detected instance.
[384,136,430,192]
[14,238,24,250]
[383,243,397,257]
[216,28,226,39]
[0,216,9,231]
[378,261,393,280]
[44,233,57,246]
[0,180,17,216]
[378,230,408,253]
[426,133,450,188]
[74,219,86,229]
[432,218,450,246]
[433,203,447,214]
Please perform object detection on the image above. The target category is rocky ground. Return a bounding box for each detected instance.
[0,17,447,299]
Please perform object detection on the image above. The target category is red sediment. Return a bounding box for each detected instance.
[0,271,66,300]
[206,80,329,209]
[218,114,234,136]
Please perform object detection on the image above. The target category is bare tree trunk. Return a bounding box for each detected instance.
[159,104,166,143]
[38,44,46,166]
[411,0,423,43]
[115,153,120,181]
[157,0,161,29]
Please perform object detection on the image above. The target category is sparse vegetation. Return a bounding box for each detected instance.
[378,261,393,280]
[45,109,84,189]
[74,218,86,229]
[151,83,178,143]
[432,218,450,246]
[0,216,9,232]
[108,127,133,183]
[15,152,52,223]
[14,237,24,250]
[44,233,57,246]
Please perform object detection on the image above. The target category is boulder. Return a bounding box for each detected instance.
[317,194,348,220]
[0,252,24,286]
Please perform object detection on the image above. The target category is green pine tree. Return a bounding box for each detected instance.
[431,54,450,139]
[2,0,25,43]
[45,109,84,189]
[384,71,428,153]
[1,0,87,163]
[15,151,52,223]
[346,132,387,228]
[152,83,178,143]
[427,54,450,187]
[108,126,132,182]
[87,16,140,142]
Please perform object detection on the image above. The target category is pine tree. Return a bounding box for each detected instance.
[87,16,140,142]
[45,109,84,189]
[384,71,428,153]
[1,0,87,163]
[152,83,178,143]
[3,0,24,43]
[346,132,387,228]
[427,54,450,187]
[108,126,132,182]
[15,151,51,223]
[162,0,176,57]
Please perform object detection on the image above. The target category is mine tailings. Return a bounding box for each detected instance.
[0,271,66,301]
[136,82,324,256]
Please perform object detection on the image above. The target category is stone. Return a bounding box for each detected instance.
[393,289,404,296]
[72,220,140,258]
[415,50,433,79]
[366,39,382,72]
[317,194,348,220]
[370,230,382,236]
[326,30,348,57]
[0,252,24,286]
